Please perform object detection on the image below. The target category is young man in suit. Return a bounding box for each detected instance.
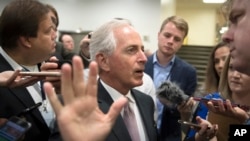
[0,1,57,140]
[144,16,197,141]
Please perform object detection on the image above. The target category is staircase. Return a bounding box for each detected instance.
[176,45,213,87]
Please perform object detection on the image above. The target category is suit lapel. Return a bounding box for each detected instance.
[0,54,47,125]
[169,57,181,81]
[145,55,154,79]
[131,90,151,138]
[10,88,45,123]
[97,80,131,141]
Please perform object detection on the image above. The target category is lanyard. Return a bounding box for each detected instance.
[21,64,46,101]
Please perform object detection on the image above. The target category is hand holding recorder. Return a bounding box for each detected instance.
[39,57,72,93]
[0,70,42,88]
[179,116,218,141]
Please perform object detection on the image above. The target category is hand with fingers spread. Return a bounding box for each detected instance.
[0,70,43,88]
[43,56,128,141]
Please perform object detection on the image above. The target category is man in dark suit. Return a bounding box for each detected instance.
[78,32,92,68]
[88,19,158,141]
[144,16,197,141]
[0,1,58,140]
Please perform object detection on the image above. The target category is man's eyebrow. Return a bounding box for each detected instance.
[51,16,57,25]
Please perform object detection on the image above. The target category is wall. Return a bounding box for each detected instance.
[0,0,222,51]
[176,0,222,46]
[177,7,217,46]
[161,0,176,22]
[0,0,161,52]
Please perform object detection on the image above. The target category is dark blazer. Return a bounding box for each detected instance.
[97,80,158,141]
[145,55,197,141]
[0,54,50,141]
[53,42,75,61]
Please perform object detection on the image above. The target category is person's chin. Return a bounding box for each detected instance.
[133,80,143,87]
[233,59,250,75]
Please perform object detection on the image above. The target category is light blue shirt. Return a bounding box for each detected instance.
[152,52,175,130]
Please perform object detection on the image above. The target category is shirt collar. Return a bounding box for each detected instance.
[153,52,176,66]
[100,79,135,103]
[0,47,23,70]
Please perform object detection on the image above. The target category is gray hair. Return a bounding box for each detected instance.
[89,18,132,61]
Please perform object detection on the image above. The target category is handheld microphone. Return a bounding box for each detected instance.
[156,81,189,106]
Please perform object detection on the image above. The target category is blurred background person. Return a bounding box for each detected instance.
[202,42,230,94]
[59,34,75,52]
[186,55,250,141]
[46,4,75,61]
[184,42,230,140]
[206,55,250,141]
[78,32,92,68]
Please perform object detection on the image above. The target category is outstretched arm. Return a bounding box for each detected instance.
[0,70,42,88]
[206,99,249,123]
[44,56,127,141]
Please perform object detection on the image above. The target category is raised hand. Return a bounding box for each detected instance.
[43,56,127,141]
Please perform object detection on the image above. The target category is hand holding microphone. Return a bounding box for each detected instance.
[156,81,197,124]
[156,81,190,106]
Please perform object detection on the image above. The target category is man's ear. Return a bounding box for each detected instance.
[96,53,110,71]
[19,36,32,48]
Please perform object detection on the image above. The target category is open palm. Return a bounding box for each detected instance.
[44,56,127,141]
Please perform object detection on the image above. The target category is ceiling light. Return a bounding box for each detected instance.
[203,0,226,3]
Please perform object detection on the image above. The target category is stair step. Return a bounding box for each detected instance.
[177,45,213,87]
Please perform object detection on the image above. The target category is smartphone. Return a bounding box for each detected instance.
[178,120,201,129]
[0,116,31,141]
[193,97,227,106]
[193,97,250,111]
[19,71,61,77]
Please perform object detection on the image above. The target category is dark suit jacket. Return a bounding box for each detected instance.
[53,42,75,61]
[0,54,51,141]
[97,80,158,141]
[145,55,197,141]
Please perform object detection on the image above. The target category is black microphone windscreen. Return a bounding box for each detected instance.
[156,81,189,106]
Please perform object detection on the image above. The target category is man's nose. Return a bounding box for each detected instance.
[222,29,232,44]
